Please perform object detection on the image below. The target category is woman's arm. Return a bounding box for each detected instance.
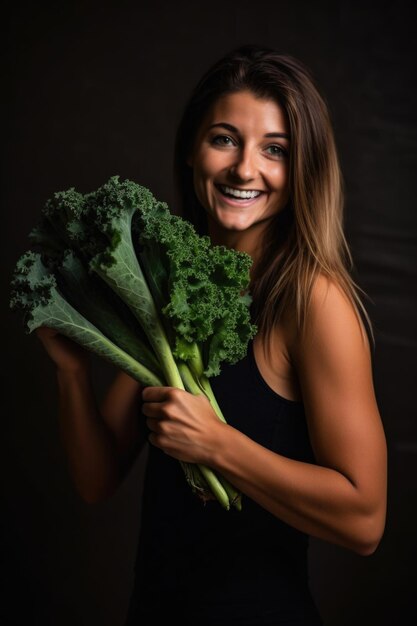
[99,370,147,479]
[36,327,145,504]
[57,368,145,504]
[142,276,387,555]
[216,276,387,554]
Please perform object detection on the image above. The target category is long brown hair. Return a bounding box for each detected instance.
[173,44,374,351]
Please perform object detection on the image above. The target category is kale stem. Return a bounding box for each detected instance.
[178,361,242,511]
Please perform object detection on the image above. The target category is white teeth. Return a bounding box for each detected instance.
[220,185,261,199]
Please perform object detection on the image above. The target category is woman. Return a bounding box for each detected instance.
[36,44,387,625]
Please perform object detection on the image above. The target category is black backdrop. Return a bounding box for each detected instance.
[2,1,416,625]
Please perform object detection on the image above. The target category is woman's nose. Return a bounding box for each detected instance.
[229,147,257,181]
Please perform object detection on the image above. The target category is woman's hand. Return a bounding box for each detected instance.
[36,326,91,374]
[141,387,225,465]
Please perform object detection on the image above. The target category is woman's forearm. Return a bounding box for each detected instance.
[211,424,385,555]
[56,369,121,503]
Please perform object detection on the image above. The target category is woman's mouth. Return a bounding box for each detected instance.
[215,184,265,207]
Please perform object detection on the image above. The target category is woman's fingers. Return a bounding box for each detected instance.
[141,388,221,463]
[145,413,170,449]
[141,401,164,418]
[142,389,181,443]
[141,386,183,403]
[145,416,160,432]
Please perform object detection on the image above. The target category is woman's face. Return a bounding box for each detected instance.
[188,90,290,234]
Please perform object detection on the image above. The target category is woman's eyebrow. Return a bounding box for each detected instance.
[208,122,290,140]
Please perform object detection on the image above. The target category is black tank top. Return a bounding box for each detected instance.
[126,338,323,626]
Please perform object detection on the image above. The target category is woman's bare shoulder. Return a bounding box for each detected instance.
[282,273,375,423]
[289,272,378,428]
[289,273,370,355]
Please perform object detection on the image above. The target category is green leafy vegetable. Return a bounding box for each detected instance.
[10,175,257,510]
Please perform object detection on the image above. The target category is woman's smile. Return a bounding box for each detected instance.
[215,183,267,207]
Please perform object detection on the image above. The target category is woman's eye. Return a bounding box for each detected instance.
[267,145,287,159]
[211,135,235,146]
[210,136,287,158]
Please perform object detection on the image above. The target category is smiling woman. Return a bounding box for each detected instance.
[131,44,386,625]
[33,43,387,626]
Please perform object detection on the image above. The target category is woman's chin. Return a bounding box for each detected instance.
[209,208,254,232]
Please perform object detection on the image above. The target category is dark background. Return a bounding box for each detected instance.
[2,1,416,624]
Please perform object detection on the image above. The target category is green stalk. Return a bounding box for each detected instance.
[197,375,242,510]
[178,361,242,511]
[199,375,227,423]
[195,374,243,508]
[181,345,243,511]
[177,363,230,510]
